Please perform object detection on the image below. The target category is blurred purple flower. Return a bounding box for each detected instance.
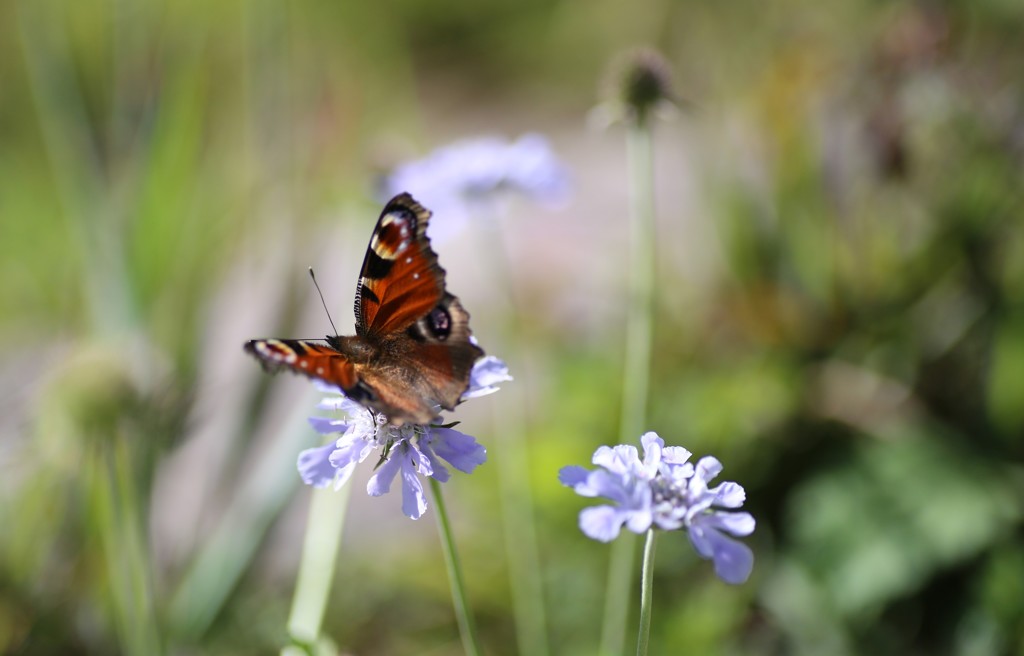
[559,432,755,584]
[382,134,571,242]
[297,357,508,519]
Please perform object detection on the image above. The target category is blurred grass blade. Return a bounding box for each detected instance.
[168,391,318,640]
[89,441,163,655]
[476,218,551,656]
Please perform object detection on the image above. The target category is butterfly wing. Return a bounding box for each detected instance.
[246,193,485,426]
[354,193,445,337]
[244,339,359,391]
[361,292,484,423]
[351,194,485,422]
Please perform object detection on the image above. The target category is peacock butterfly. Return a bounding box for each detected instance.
[245,193,484,426]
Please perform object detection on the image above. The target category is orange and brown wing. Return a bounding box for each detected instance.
[364,293,485,423]
[354,193,446,338]
[246,194,485,426]
[244,339,359,391]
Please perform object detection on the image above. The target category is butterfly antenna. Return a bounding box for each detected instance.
[308,267,339,336]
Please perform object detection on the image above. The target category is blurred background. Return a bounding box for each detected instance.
[2,0,1024,654]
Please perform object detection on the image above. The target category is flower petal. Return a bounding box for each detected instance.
[296,443,338,488]
[367,450,403,496]
[400,455,428,520]
[314,380,345,395]
[505,134,572,204]
[688,522,754,585]
[558,465,590,488]
[382,135,570,243]
[328,437,371,470]
[704,511,756,537]
[581,469,631,501]
[639,432,664,475]
[308,416,347,435]
[318,396,350,411]
[332,459,360,491]
[579,506,627,542]
[428,427,486,473]
[710,481,746,508]
[592,445,640,475]
[694,456,723,484]
[419,443,451,482]
[462,356,513,400]
[661,445,693,465]
[624,508,654,534]
[662,461,695,483]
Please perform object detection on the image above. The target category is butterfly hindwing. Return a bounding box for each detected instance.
[399,293,483,406]
[359,293,484,422]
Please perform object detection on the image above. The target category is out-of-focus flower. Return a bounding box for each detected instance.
[297,357,508,519]
[381,134,571,242]
[559,432,755,584]
[592,47,679,128]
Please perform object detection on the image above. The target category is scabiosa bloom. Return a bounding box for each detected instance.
[381,134,571,242]
[559,432,755,584]
[590,47,680,129]
[297,356,511,519]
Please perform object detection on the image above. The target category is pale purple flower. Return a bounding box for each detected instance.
[462,354,513,400]
[296,357,508,519]
[559,432,755,584]
[382,134,571,242]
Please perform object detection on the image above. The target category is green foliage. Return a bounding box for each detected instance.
[2,0,1023,654]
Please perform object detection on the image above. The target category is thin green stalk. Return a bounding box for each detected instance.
[477,218,550,656]
[92,441,163,656]
[490,393,550,656]
[430,478,482,656]
[601,118,656,656]
[281,483,351,655]
[636,530,658,656]
[598,117,655,654]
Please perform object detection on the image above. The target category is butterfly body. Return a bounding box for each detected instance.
[245,194,483,426]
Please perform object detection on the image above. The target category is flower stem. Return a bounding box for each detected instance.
[601,115,656,656]
[636,529,658,656]
[281,483,351,655]
[477,217,550,656]
[430,478,483,656]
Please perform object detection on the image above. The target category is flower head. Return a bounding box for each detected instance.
[593,48,678,128]
[381,134,571,242]
[559,432,755,584]
[297,357,508,519]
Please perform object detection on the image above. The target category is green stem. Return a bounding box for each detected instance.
[281,483,351,655]
[635,530,658,656]
[477,217,550,656]
[93,441,163,656]
[601,118,656,656]
[430,478,482,656]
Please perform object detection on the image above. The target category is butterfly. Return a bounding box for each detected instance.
[245,193,484,426]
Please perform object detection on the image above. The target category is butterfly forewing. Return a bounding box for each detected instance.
[354,194,445,337]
